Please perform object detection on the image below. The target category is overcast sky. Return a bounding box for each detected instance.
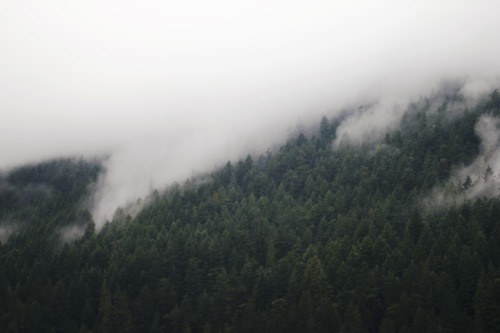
[1,0,500,224]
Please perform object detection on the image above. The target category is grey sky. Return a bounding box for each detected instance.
[1,0,500,225]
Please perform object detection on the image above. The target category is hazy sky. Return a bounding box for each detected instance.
[1,0,500,224]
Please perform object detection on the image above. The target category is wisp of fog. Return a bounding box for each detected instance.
[1,0,500,227]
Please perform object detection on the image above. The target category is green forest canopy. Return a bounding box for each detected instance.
[1,89,500,332]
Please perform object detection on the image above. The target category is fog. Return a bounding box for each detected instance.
[459,116,500,198]
[333,97,407,148]
[424,114,500,211]
[0,225,16,244]
[1,0,500,226]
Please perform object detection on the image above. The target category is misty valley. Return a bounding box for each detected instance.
[1,89,500,333]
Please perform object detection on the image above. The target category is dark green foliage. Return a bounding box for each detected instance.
[0,158,100,228]
[1,91,500,332]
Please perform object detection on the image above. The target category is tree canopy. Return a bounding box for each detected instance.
[1,91,500,332]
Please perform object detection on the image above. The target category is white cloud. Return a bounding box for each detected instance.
[333,97,406,148]
[424,115,500,211]
[1,0,500,226]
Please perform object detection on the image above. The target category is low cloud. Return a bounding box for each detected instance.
[59,224,87,243]
[1,1,500,227]
[0,224,17,244]
[456,115,500,198]
[333,97,406,148]
[424,115,500,210]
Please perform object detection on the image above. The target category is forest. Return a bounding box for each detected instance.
[1,89,500,333]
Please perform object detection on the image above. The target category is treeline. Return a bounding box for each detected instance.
[1,90,500,332]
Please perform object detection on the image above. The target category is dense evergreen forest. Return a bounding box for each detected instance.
[1,90,500,332]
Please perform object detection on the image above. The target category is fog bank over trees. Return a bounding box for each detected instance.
[1,0,500,224]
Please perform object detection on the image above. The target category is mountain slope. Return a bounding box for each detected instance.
[1,90,500,332]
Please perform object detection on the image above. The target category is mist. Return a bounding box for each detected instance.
[1,0,500,227]
[459,116,500,197]
[0,225,17,244]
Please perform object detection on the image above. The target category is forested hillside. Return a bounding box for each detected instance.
[1,91,500,333]
[0,158,100,238]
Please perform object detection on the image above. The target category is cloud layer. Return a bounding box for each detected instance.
[455,115,500,199]
[1,0,500,226]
